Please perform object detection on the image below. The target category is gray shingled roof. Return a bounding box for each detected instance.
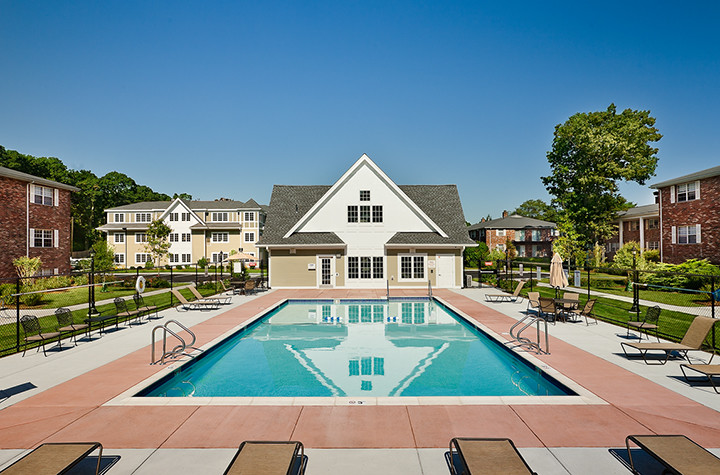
[650,165,720,189]
[617,203,658,218]
[468,214,556,231]
[105,199,266,212]
[0,166,80,192]
[257,184,474,247]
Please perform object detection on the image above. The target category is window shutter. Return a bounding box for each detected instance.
[696,180,701,200]
[670,186,675,203]
[29,228,35,247]
[53,188,59,206]
[696,224,701,243]
[54,229,59,248]
[671,226,676,244]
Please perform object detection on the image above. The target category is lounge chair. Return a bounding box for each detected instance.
[223,441,307,475]
[485,281,525,303]
[220,280,235,295]
[444,438,536,475]
[54,307,89,345]
[537,297,557,324]
[567,299,597,325]
[20,315,62,356]
[621,316,716,365]
[526,292,540,316]
[625,435,720,474]
[133,293,160,320]
[189,285,230,305]
[0,442,103,474]
[627,305,661,341]
[680,363,720,394]
[114,297,142,325]
[171,288,220,311]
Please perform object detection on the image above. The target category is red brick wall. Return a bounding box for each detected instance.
[0,177,74,279]
[485,228,554,257]
[660,175,720,264]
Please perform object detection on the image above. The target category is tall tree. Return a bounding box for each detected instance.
[542,104,661,249]
[511,199,558,222]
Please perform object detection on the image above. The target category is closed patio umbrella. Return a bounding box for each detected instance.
[549,252,568,293]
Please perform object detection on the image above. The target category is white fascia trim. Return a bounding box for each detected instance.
[385,244,464,249]
[259,244,347,249]
[158,198,205,224]
[283,154,448,239]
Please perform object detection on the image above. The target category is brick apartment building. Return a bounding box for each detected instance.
[605,203,660,259]
[0,166,79,279]
[467,212,556,258]
[651,165,720,264]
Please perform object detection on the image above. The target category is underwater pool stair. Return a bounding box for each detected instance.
[509,313,550,354]
[151,319,203,365]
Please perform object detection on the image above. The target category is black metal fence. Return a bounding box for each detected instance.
[485,259,719,352]
[0,260,267,357]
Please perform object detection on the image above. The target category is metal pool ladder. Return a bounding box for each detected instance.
[509,312,550,354]
[151,319,202,365]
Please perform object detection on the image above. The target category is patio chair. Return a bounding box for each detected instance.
[171,288,220,311]
[627,305,661,341]
[223,441,307,475]
[133,293,160,320]
[0,442,103,475]
[20,315,62,356]
[567,299,597,325]
[189,285,230,305]
[113,297,142,325]
[680,362,720,394]
[526,292,540,316]
[558,292,579,320]
[244,279,257,295]
[537,297,557,324]
[625,435,720,474]
[54,307,89,346]
[444,438,536,475]
[620,316,716,365]
[485,281,525,303]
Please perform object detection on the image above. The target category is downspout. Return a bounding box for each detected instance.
[26,183,30,257]
[658,191,663,262]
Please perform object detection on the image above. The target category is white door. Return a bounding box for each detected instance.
[436,255,455,288]
[318,256,334,288]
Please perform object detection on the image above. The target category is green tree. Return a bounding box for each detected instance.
[505,238,517,260]
[542,104,662,247]
[145,219,172,266]
[511,199,558,223]
[464,242,489,268]
[173,192,193,200]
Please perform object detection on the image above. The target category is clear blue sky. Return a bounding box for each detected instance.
[1,1,718,223]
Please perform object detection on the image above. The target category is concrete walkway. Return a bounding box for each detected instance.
[0,287,718,474]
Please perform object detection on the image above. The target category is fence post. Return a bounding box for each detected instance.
[195,263,198,288]
[87,269,93,317]
[712,275,716,351]
[15,277,20,352]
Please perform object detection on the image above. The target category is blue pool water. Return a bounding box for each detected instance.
[138,299,573,398]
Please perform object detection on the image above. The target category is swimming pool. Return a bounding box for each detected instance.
[137,299,574,398]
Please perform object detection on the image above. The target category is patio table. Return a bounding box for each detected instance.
[553,298,578,322]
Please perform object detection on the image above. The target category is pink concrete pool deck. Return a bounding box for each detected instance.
[0,289,719,452]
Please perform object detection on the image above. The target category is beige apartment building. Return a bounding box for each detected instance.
[98,198,266,268]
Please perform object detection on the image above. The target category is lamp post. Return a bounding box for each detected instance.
[88,248,99,316]
[629,249,639,314]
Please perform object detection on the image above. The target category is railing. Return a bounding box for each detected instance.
[150,319,201,365]
[428,280,432,299]
[509,313,549,354]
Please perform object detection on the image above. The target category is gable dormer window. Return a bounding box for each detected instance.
[360,190,370,201]
[360,205,371,223]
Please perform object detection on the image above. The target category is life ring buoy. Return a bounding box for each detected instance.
[135,276,146,294]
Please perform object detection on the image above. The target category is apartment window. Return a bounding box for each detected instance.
[646,241,659,250]
[531,230,541,241]
[244,232,255,242]
[211,252,228,263]
[169,213,179,221]
[114,233,125,244]
[181,212,190,221]
[348,257,359,279]
[347,205,358,223]
[114,213,125,223]
[135,233,147,243]
[400,255,425,280]
[33,229,53,247]
[646,218,659,229]
[360,257,371,279]
[517,245,525,257]
[678,225,697,244]
[373,257,384,279]
[212,212,229,222]
[135,213,151,222]
[360,205,370,223]
[182,233,191,242]
[182,253,191,263]
[372,205,383,223]
[628,221,639,231]
[606,242,620,252]
[135,253,151,264]
[211,232,229,242]
[169,233,179,242]
[114,254,125,264]
[32,185,54,205]
[244,212,254,222]
[496,229,506,237]
[360,190,370,201]
[169,254,179,263]
[677,182,697,202]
